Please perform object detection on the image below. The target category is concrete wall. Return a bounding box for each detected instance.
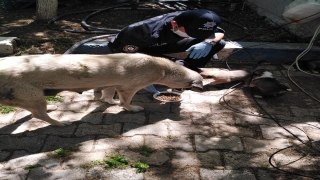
[246,0,320,38]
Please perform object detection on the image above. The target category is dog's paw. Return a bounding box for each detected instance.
[47,104,58,111]
[101,98,120,105]
[127,105,144,112]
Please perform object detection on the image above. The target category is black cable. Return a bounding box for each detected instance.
[47,3,130,34]
[218,63,316,148]
[218,83,320,178]
[219,83,320,149]
[80,3,130,32]
[219,42,320,178]
[251,90,309,146]
[47,9,102,33]
[269,140,320,179]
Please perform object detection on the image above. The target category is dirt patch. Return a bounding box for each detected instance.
[0,1,311,55]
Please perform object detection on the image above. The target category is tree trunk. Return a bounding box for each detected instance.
[36,0,58,20]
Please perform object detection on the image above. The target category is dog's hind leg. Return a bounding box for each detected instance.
[30,104,71,126]
[117,88,144,112]
[100,87,120,105]
[9,84,71,126]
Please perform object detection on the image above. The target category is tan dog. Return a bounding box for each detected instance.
[199,68,251,86]
[0,53,203,126]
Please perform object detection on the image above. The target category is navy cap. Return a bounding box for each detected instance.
[174,9,221,39]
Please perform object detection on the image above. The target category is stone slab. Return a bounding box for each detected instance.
[0,37,18,56]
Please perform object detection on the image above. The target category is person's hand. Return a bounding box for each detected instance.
[186,42,213,59]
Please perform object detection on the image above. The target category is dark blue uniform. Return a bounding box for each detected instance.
[108,12,183,53]
[108,11,225,71]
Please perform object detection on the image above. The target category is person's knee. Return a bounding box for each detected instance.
[210,39,226,54]
[218,39,226,48]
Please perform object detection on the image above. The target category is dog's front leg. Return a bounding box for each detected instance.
[100,87,120,105]
[117,88,144,112]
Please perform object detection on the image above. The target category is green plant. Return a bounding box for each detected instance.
[139,145,155,157]
[80,160,106,169]
[24,164,41,169]
[131,161,149,173]
[80,164,94,169]
[45,95,63,103]
[15,39,33,55]
[52,148,68,158]
[0,105,16,114]
[80,154,150,173]
[93,159,106,165]
[54,42,70,52]
[104,154,130,170]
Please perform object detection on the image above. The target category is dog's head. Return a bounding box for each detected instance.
[172,67,203,89]
[159,60,203,89]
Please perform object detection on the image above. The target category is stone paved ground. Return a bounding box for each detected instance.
[0,60,319,180]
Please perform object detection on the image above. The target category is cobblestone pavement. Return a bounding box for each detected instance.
[0,62,320,180]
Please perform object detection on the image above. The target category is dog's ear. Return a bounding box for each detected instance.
[198,68,216,78]
[192,80,203,89]
[198,68,209,77]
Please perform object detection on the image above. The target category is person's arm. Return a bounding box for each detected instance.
[205,32,224,43]
[186,27,225,59]
[204,27,225,44]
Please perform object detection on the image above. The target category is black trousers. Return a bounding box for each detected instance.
[142,38,226,71]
